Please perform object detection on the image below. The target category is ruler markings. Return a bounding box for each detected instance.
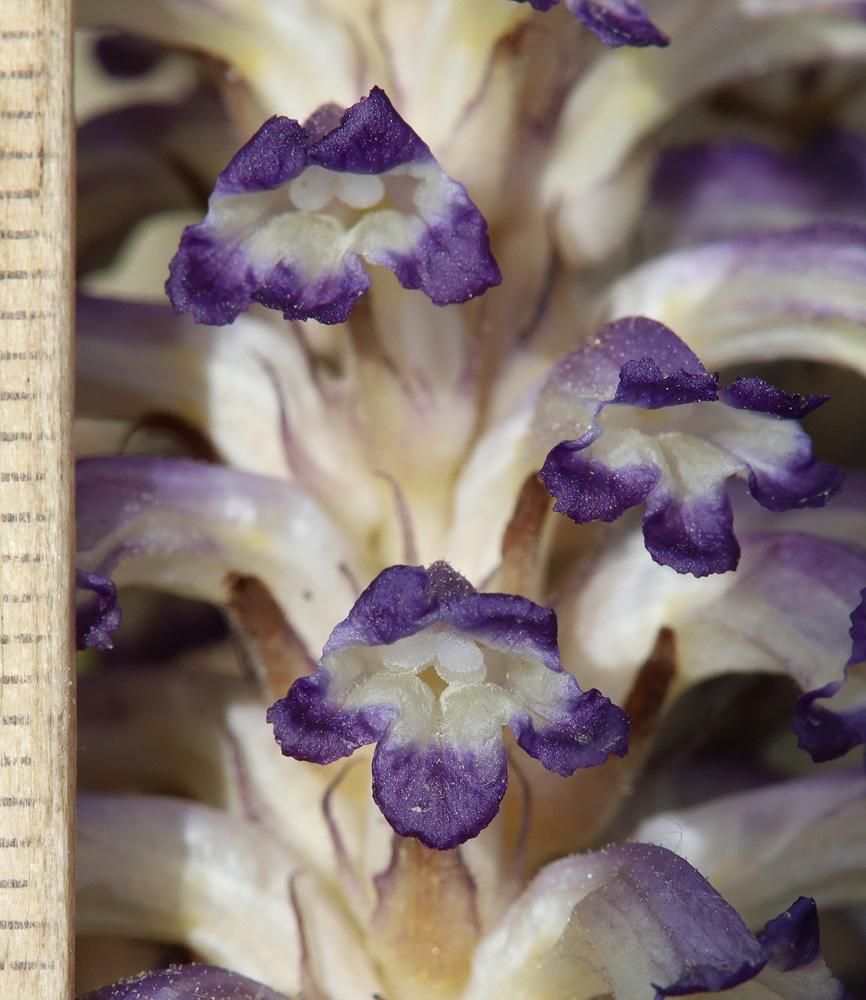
[0,0,73,996]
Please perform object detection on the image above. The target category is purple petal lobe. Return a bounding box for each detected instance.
[744,453,844,514]
[371,735,508,850]
[369,199,503,307]
[78,964,292,1000]
[310,86,432,174]
[324,565,438,655]
[643,489,740,577]
[439,589,563,671]
[75,569,122,651]
[794,682,866,762]
[760,898,822,973]
[165,220,372,327]
[267,669,398,764]
[613,358,718,409]
[509,686,630,774]
[213,116,311,196]
[424,559,476,603]
[540,448,660,523]
[166,88,500,326]
[793,589,866,763]
[720,377,829,420]
[568,0,669,47]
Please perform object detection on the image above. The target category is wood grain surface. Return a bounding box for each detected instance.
[0,0,74,996]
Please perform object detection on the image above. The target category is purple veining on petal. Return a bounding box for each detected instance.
[643,488,740,577]
[720,377,829,420]
[167,87,500,326]
[75,569,122,651]
[596,845,769,998]
[540,448,660,523]
[612,358,718,409]
[78,964,293,1000]
[653,142,819,216]
[567,0,669,47]
[760,897,823,973]
[509,686,630,774]
[512,0,668,46]
[267,669,398,764]
[652,133,866,246]
[371,735,508,850]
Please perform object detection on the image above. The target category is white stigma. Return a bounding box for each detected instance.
[432,629,486,684]
[337,173,385,209]
[380,626,486,685]
[289,165,339,212]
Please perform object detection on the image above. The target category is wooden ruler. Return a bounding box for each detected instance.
[0,0,74,997]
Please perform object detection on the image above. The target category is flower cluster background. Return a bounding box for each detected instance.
[72,1,866,998]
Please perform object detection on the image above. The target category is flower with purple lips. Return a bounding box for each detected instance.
[166,87,501,326]
[535,317,843,576]
[268,561,629,849]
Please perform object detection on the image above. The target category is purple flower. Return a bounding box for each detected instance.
[536,316,842,576]
[166,87,501,326]
[268,561,629,849]
[516,0,669,47]
[75,568,122,651]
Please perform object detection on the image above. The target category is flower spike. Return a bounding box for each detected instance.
[167,87,501,327]
[535,316,843,577]
[268,562,629,850]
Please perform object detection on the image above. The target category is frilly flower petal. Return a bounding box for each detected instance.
[536,316,842,576]
[166,87,501,326]
[268,561,628,848]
